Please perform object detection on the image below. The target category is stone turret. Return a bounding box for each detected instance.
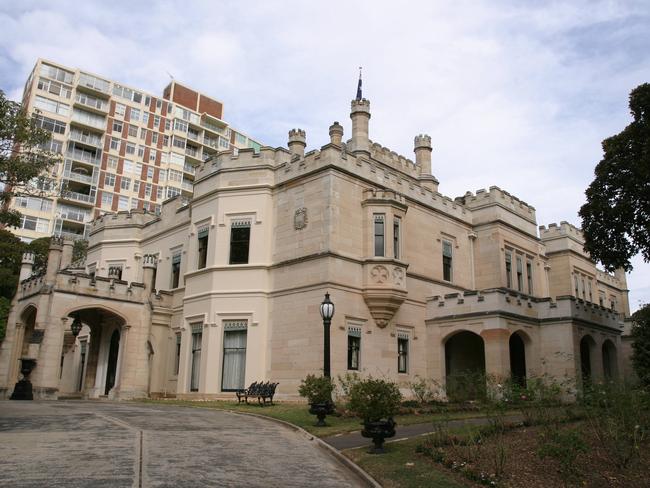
[19,252,35,282]
[45,236,63,284]
[329,121,344,146]
[288,129,306,158]
[142,254,158,292]
[60,238,74,270]
[414,134,438,192]
[350,99,371,156]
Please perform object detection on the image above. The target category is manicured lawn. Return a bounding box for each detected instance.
[137,399,495,436]
[345,437,469,488]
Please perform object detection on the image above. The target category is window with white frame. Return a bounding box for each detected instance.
[373,214,385,257]
[442,239,453,282]
[103,172,116,188]
[229,218,251,265]
[393,216,401,259]
[397,331,409,373]
[221,320,248,391]
[190,323,202,391]
[347,325,361,370]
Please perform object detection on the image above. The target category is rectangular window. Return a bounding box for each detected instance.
[118,195,129,210]
[101,192,113,207]
[128,124,138,137]
[130,108,141,122]
[229,219,251,265]
[374,214,385,257]
[171,252,181,288]
[174,333,181,375]
[107,156,118,171]
[140,128,148,140]
[133,181,140,193]
[114,103,126,117]
[526,260,533,294]
[112,120,123,133]
[104,172,116,188]
[110,137,120,151]
[33,114,66,134]
[581,278,586,299]
[34,95,69,116]
[40,63,74,84]
[152,132,158,144]
[147,166,154,180]
[442,240,453,282]
[120,177,131,191]
[397,332,409,374]
[393,217,401,259]
[516,256,523,291]
[197,226,209,269]
[20,215,49,233]
[588,281,593,302]
[222,321,248,391]
[153,115,161,128]
[505,252,512,288]
[575,276,580,297]
[190,324,202,392]
[347,327,361,370]
[143,112,150,125]
[144,183,152,198]
[125,142,136,155]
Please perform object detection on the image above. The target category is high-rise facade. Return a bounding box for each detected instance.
[13,59,261,242]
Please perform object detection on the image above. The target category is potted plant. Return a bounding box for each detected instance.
[348,377,402,453]
[298,374,335,426]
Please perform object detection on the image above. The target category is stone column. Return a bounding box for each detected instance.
[481,328,511,380]
[288,129,306,158]
[114,322,150,399]
[45,237,63,285]
[29,313,65,399]
[468,233,477,290]
[414,134,438,192]
[60,238,74,270]
[19,252,35,282]
[142,254,157,293]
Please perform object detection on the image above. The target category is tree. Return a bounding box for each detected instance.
[631,304,650,387]
[0,228,25,299]
[0,90,59,228]
[579,83,650,272]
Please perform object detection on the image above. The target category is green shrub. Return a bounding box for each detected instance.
[408,375,444,405]
[298,374,334,404]
[348,377,402,422]
[336,371,361,400]
[537,427,587,486]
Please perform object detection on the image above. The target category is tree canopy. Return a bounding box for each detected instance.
[631,304,650,388]
[0,90,59,228]
[579,83,650,272]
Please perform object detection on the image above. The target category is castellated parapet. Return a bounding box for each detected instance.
[462,186,537,229]
[369,142,419,177]
[538,221,584,242]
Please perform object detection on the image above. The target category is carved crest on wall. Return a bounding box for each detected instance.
[294,208,308,230]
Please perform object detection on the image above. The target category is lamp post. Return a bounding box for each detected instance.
[70,314,83,337]
[320,292,335,378]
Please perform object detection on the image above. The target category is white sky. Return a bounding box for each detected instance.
[1,0,648,311]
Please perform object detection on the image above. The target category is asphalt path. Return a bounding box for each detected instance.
[0,400,367,488]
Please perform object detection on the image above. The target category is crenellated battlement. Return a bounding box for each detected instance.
[538,221,584,242]
[197,145,291,180]
[463,186,535,213]
[369,141,419,176]
[426,288,622,330]
[91,208,158,231]
[596,269,623,288]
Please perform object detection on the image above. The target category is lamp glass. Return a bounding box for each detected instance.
[320,292,335,320]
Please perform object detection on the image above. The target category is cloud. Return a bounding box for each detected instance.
[0,0,648,309]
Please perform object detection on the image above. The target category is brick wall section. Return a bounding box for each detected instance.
[171,83,198,111]
[198,95,223,119]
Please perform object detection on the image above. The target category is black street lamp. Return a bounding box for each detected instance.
[320,292,335,377]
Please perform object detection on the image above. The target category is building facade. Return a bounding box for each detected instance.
[13,59,260,242]
[0,96,631,400]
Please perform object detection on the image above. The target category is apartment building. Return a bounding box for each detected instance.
[14,59,261,242]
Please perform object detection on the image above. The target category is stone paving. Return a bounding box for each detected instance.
[0,401,366,488]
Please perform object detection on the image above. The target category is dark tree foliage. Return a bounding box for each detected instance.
[631,304,650,388]
[0,90,59,228]
[28,236,50,275]
[0,228,24,299]
[579,83,650,272]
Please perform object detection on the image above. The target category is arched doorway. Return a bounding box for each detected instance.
[104,330,120,395]
[444,331,486,401]
[19,306,37,358]
[509,332,527,387]
[602,340,617,380]
[580,335,595,385]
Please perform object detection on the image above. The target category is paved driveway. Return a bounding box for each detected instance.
[0,401,365,488]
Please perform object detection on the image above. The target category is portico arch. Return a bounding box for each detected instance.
[509,331,528,387]
[444,330,486,401]
[602,339,618,381]
[579,335,597,385]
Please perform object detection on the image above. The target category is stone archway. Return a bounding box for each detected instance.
[602,340,617,381]
[444,330,486,401]
[64,307,127,399]
[580,335,596,385]
[509,332,527,387]
[19,306,38,358]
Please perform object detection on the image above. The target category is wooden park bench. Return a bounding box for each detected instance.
[235,381,279,406]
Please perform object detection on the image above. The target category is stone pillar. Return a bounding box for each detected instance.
[142,254,157,293]
[468,233,477,290]
[328,121,344,146]
[482,328,511,380]
[114,323,150,399]
[288,129,306,158]
[45,237,63,284]
[19,252,35,282]
[414,134,438,192]
[613,268,630,316]
[29,313,65,399]
[350,98,371,156]
[60,238,74,270]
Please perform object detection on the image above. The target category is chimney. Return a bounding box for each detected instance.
[288,129,306,158]
[45,236,63,284]
[350,99,371,156]
[142,254,158,292]
[414,134,438,192]
[329,121,344,146]
[60,238,74,270]
[19,252,35,282]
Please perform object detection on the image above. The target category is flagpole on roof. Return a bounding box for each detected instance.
[356,67,363,100]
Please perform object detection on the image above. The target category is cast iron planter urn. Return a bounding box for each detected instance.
[10,358,37,400]
[361,417,396,454]
[309,401,335,427]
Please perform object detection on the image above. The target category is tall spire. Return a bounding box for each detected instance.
[356,67,363,100]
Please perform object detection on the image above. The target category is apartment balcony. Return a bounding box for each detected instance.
[181,180,193,192]
[182,163,196,175]
[66,148,101,166]
[71,110,106,131]
[57,207,90,224]
[63,168,98,185]
[60,191,95,206]
[59,180,96,207]
[185,146,202,163]
[202,137,219,149]
[187,131,200,142]
[77,73,111,97]
[69,130,103,149]
[74,93,109,114]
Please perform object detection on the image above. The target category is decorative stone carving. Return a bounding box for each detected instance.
[392,267,404,286]
[29,329,45,344]
[294,208,308,230]
[370,265,389,283]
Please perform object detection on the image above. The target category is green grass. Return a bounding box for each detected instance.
[345,437,467,488]
[136,399,499,437]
